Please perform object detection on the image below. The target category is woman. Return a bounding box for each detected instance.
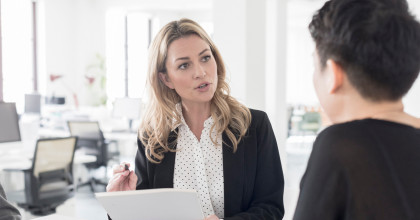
[107,18,284,220]
[294,0,420,219]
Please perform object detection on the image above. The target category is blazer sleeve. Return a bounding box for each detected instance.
[135,138,151,190]
[227,111,285,219]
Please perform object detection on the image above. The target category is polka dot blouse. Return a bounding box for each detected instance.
[173,104,225,218]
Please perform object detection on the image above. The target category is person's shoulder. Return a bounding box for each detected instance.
[313,120,375,159]
[249,108,267,119]
[248,108,270,129]
[317,120,366,139]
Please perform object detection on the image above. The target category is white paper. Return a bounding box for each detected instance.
[96,188,204,220]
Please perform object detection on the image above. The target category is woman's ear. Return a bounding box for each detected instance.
[158,72,174,89]
[326,59,344,94]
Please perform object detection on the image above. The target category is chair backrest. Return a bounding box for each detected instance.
[32,137,77,178]
[67,121,103,140]
[67,121,108,167]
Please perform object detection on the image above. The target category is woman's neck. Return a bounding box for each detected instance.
[331,97,420,128]
[181,101,212,140]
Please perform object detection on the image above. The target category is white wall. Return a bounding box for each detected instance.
[41,0,212,107]
[213,0,246,104]
[213,0,268,110]
[404,0,420,117]
[42,0,106,106]
[213,0,288,168]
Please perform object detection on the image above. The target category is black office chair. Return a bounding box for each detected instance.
[67,121,117,192]
[4,137,78,215]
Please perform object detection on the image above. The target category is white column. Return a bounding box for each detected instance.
[213,0,266,110]
[271,0,287,167]
[245,0,266,110]
[214,0,287,166]
[213,0,247,104]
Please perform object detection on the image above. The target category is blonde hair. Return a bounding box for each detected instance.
[139,18,251,163]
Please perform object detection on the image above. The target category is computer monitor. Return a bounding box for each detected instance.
[67,121,103,140]
[0,102,21,143]
[25,93,41,114]
[45,96,65,105]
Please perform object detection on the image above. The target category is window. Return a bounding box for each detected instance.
[1,0,34,113]
[105,10,214,104]
[106,10,151,102]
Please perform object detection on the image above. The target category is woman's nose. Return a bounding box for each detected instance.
[193,64,206,79]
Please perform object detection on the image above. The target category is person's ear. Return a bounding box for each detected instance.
[158,72,174,89]
[326,59,344,94]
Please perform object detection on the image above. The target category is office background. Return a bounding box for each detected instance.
[1,0,420,219]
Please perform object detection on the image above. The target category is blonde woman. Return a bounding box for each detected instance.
[107,18,284,220]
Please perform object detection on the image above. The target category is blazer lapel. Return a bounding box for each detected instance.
[223,132,245,216]
[154,129,178,188]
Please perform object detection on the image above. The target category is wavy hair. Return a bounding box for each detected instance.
[139,18,251,163]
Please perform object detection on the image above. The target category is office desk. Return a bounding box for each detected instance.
[0,141,97,189]
[0,142,96,170]
[38,127,137,142]
[33,214,87,220]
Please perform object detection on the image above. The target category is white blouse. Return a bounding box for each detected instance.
[173,105,225,218]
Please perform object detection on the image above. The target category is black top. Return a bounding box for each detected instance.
[294,119,420,220]
[135,109,285,219]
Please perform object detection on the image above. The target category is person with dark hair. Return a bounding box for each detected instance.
[0,183,21,220]
[294,0,420,219]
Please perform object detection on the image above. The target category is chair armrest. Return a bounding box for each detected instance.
[3,167,32,172]
[104,139,117,145]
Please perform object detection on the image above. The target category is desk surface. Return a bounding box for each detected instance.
[33,214,87,220]
[38,127,137,141]
[0,141,96,171]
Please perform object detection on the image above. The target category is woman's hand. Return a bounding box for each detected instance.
[205,215,220,220]
[106,162,138,192]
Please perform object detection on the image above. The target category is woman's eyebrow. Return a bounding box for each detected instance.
[199,48,210,56]
[175,48,209,62]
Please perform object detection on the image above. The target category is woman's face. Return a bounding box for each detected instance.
[160,34,218,106]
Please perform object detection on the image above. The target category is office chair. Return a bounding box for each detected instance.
[3,137,78,215]
[67,121,117,192]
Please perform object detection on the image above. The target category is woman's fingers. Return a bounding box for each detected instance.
[205,215,219,220]
[128,171,138,190]
[106,175,123,192]
[107,166,138,192]
[112,162,131,175]
[107,171,129,191]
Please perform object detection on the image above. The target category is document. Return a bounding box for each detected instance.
[95,188,204,220]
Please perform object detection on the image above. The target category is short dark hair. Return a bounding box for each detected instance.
[309,0,420,101]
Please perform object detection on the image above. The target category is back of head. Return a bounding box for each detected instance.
[309,0,420,101]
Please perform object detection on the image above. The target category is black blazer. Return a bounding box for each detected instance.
[135,109,284,219]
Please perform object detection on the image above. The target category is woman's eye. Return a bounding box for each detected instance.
[179,63,189,70]
[202,55,211,62]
